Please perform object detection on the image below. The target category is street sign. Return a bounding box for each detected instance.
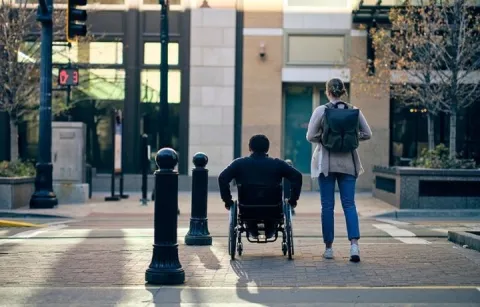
[58,68,79,86]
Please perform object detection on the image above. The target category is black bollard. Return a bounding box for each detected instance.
[185,152,212,246]
[140,134,149,206]
[145,148,184,285]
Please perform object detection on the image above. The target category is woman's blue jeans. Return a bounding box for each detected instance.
[318,173,360,244]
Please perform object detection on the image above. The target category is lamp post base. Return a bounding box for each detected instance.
[145,244,185,285]
[185,218,212,246]
[30,163,58,209]
[29,193,58,209]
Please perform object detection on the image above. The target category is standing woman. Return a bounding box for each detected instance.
[306,78,372,262]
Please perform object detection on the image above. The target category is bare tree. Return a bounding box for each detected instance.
[0,0,42,160]
[432,0,480,158]
[0,0,95,161]
[369,0,449,150]
[362,0,480,158]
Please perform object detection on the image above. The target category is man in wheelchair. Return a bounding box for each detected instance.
[218,134,302,239]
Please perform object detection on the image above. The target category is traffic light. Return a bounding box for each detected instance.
[67,0,87,42]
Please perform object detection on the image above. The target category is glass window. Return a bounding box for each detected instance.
[142,0,181,5]
[140,70,181,103]
[88,42,123,65]
[144,42,179,65]
[287,35,345,65]
[17,42,78,64]
[70,69,125,101]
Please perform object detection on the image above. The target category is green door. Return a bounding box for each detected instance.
[284,85,313,174]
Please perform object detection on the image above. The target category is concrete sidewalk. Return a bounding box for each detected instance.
[0,191,397,219]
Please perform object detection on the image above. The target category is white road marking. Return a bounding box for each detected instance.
[477,287,480,292]
[373,223,431,244]
[375,218,411,226]
[0,224,67,245]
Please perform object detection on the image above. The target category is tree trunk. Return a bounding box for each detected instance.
[427,113,435,150]
[449,109,457,159]
[9,119,19,161]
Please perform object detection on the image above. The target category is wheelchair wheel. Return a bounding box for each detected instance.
[228,201,238,260]
[284,202,294,260]
[282,242,287,256]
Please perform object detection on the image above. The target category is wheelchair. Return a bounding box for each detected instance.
[228,184,295,260]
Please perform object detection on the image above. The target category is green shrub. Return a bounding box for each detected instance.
[0,160,36,177]
[410,144,477,169]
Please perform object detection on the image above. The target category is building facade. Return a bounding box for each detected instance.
[3,0,479,191]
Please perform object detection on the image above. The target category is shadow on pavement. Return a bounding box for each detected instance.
[197,245,221,270]
[24,229,129,305]
[230,256,285,307]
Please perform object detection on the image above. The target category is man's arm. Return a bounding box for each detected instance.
[218,159,240,208]
[278,160,303,205]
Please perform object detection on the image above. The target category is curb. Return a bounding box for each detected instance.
[448,231,480,252]
[374,210,480,219]
[0,219,46,228]
[0,212,70,219]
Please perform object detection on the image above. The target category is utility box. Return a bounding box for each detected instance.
[52,122,89,204]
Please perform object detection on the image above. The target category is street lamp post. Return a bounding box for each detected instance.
[30,0,58,208]
[159,0,169,148]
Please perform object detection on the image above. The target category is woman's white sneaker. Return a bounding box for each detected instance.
[350,244,360,262]
[323,248,334,259]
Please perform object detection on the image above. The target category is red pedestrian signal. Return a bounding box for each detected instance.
[58,68,79,86]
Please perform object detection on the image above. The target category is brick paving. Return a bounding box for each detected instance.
[1,237,479,288]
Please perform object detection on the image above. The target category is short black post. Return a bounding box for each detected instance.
[140,134,149,206]
[119,174,129,199]
[105,110,120,202]
[185,152,212,246]
[145,148,184,285]
[283,159,295,215]
[117,111,129,200]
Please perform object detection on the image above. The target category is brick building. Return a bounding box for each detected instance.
[1,0,478,191]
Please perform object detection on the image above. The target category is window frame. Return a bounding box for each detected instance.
[284,30,349,66]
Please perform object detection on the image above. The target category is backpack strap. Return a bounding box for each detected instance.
[332,101,349,109]
[325,102,335,109]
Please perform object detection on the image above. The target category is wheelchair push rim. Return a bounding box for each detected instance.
[228,201,238,260]
[284,201,294,260]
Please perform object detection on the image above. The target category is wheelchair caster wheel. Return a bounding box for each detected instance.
[237,243,243,256]
[282,242,287,256]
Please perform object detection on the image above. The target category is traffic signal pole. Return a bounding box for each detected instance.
[159,0,169,148]
[30,0,58,208]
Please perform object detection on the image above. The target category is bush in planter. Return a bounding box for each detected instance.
[410,144,477,169]
[0,160,36,177]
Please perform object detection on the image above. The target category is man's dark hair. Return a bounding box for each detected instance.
[249,134,270,153]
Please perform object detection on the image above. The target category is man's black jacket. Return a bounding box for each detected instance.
[218,153,303,207]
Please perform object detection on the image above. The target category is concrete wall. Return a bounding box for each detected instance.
[242,0,284,158]
[0,178,35,209]
[188,3,236,176]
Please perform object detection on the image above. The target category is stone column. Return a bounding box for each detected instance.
[188,2,236,175]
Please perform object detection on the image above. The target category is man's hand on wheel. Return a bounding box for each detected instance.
[225,200,234,211]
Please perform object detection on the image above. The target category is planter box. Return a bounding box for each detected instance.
[0,177,35,210]
[372,166,480,209]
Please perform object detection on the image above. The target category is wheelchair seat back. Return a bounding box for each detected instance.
[237,184,283,220]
